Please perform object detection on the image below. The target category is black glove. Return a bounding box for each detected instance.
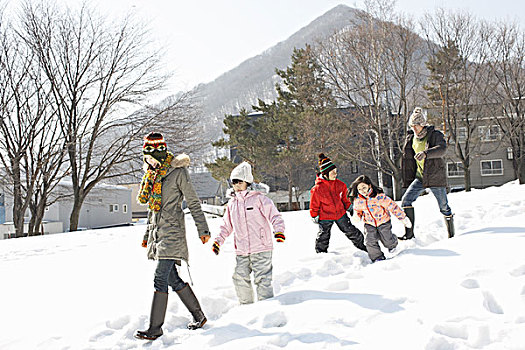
[212,241,220,255]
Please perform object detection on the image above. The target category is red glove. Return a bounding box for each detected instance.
[274,232,285,243]
[212,241,220,255]
[141,239,147,248]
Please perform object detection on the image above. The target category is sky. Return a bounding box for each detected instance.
[1,180,525,349]
[21,0,525,95]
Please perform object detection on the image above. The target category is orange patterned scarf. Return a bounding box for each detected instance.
[137,152,174,212]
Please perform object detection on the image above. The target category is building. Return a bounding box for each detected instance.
[123,171,225,219]
[444,120,516,190]
[0,181,132,238]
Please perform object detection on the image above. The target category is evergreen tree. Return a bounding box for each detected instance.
[255,45,340,210]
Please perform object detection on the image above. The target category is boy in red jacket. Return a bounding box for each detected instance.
[310,154,367,253]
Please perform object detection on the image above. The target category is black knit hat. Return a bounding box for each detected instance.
[142,132,167,163]
[318,153,336,177]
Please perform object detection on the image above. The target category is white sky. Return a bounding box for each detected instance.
[37,0,525,94]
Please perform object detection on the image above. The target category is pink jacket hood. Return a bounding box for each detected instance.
[216,190,285,256]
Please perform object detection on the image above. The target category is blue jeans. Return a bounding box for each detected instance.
[401,178,452,216]
[153,259,187,293]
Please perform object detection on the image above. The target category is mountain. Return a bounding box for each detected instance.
[193,5,363,143]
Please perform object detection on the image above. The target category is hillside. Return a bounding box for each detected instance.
[1,181,525,349]
[192,5,363,142]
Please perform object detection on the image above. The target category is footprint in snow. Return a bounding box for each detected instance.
[460,279,480,289]
[425,336,456,350]
[316,260,344,277]
[106,315,130,330]
[433,323,468,340]
[89,329,114,342]
[510,265,525,277]
[295,268,312,280]
[326,280,349,291]
[275,271,296,287]
[482,291,504,314]
[262,311,287,328]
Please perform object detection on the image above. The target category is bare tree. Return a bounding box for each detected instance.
[18,1,180,231]
[0,12,52,237]
[422,9,500,191]
[487,21,525,184]
[315,0,427,199]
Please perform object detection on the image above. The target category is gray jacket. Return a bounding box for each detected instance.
[144,154,209,262]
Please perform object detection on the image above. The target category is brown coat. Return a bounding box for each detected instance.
[401,126,447,188]
[144,154,209,262]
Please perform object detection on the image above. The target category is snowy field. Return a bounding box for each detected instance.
[1,181,525,350]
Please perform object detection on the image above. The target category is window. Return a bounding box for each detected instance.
[447,162,464,177]
[123,204,128,214]
[109,204,119,212]
[109,204,113,212]
[507,147,513,160]
[478,125,501,141]
[456,127,467,142]
[350,161,358,174]
[481,160,503,176]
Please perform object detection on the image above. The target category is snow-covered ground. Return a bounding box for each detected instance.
[1,181,525,350]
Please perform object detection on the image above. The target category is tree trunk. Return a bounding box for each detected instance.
[288,177,293,211]
[464,167,472,192]
[12,164,26,238]
[69,198,83,232]
[519,159,525,185]
[28,212,36,236]
[391,170,403,201]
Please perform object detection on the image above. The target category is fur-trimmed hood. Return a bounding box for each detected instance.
[171,153,190,168]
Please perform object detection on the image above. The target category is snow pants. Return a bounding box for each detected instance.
[316,213,366,253]
[364,221,398,261]
[232,251,273,304]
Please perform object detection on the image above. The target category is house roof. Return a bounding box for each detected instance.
[190,172,222,199]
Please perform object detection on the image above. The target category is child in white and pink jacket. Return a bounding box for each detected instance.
[212,162,285,304]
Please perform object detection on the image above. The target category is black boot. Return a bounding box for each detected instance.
[135,291,168,340]
[176,283,207,330]
[398,206,415,240]
[445,214,455,238]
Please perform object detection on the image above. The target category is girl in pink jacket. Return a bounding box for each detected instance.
[212,162,285,304]
[349,175,412,262]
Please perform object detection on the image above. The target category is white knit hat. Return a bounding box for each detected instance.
[230,162,254,183]
[408,107,428,126]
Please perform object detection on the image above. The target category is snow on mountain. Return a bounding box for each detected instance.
[1,181,525,349]
[192,5,363,142]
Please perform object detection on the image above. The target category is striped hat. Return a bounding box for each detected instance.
[142,132,167,163]
[318,153,336,177]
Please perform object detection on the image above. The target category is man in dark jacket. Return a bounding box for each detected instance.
[399,108,455,240]
[135,132,211,341]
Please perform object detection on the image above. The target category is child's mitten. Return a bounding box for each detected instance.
[212,241,220,255]
[274,232,285,243]
[401,216,412,228]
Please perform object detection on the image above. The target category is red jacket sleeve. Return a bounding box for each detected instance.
[310,186,320,218]
[341,183,351,211]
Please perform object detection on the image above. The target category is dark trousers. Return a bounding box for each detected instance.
[364,221,398,261]
[316,213,366,253]
[154,259,187,293]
